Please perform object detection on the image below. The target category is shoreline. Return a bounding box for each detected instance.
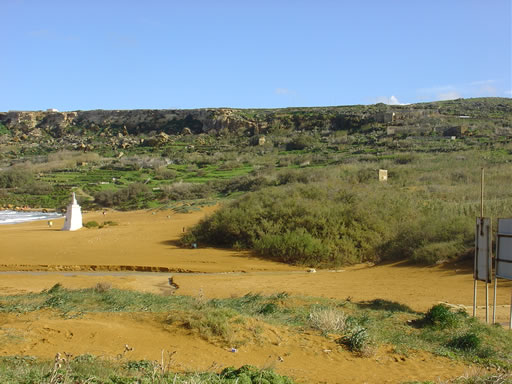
[0,209,63,225]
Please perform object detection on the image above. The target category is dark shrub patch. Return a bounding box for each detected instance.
[448,332,481,351]
[424,304,459,329]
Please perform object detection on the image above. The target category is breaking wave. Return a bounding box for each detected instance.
[0,210,63,225]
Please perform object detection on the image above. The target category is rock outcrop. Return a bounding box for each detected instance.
[1,98,510,150]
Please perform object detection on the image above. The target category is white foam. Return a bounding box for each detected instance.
[0,210,63,225]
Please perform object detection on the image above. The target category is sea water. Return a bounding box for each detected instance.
[0,210,63,225]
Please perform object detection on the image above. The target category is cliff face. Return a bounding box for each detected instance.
[1,98,511,149]
[0,109,261,137]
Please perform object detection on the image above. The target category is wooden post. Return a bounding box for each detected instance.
[493,277,497,324]
[510,288,512,330]
[473,168,485,319]
[486,283,489,323]
[473,280,477,317]
[481,168,484,218]
[482,168,488,322]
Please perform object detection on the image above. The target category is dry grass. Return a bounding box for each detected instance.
[94,281,112,293]
[309,308,347,334]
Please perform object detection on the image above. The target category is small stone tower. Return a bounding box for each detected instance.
[62,192,82,231]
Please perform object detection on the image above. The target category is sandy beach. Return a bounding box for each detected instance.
[0,207,510,383]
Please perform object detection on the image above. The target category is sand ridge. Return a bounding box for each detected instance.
[0,311,470,384]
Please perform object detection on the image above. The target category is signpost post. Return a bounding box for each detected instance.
[474,169,492,322]
[475,217,492,322]
[496,218,512,329]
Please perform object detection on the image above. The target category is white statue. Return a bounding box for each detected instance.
[61,192,82,231]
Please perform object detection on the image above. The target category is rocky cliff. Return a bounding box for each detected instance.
[1,98,510,151]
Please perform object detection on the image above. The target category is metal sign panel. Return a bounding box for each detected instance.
[497,218,512,281]
[475,217,492,283]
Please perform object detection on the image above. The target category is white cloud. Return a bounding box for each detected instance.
[375,95,407,105]
[438,91,462,101]
[418,85,454,94]
[478,84,497,96]
[469,80,495,86]
[417,79,505,101]
[28,29,52,38]
[275,88,291,95]
[109,33,138,47]
[388,96,402,105]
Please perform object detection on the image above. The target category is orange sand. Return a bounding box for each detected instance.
[0,207,510,383]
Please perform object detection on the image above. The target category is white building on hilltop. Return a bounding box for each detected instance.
[62,193,82,231]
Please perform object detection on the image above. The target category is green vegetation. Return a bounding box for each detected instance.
[423,304,461,329]
[0,123,9,135]
[1,286,511,370]
[181,149,512,266]
[0,357,295,384]
[337,325,373,355]
[406,372,512,384]
[1,98,512,266]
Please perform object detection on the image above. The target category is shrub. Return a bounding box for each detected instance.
[84,221,99,228]
[94,281,112,292]
[161,182,211,200]
[411,240,464,264]
[337,326,372,354]
[0,169,34,188]
[213,174,270,194]
[47,283,63,294]
[154,167,177,180]
[93,183,152,209]
[424,304,459,329]
[221,365,295,384]
[93,190,116,207]
[286,135,312,151]
[182,183,389,266]
[309,308,347,334]
[394,153,416,164]
[448,332,481,351]
[361,299,415,313]
[26,181,53,195]
[167,308,237,342]
[449,373,512,384]
[383,214,472,264]
[258,303,278,315]
[254,229,329,265]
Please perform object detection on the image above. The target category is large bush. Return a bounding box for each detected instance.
[0,169,34,188]
[183,182,391,266]
[161,182,211,200]
[182,173,475,267]
[93,183,152,209]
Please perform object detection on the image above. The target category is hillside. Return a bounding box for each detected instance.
[1,98,511,156]
[1,97,512,267]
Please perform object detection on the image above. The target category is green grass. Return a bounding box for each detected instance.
[1,286,511,369]
[0,356,296,384]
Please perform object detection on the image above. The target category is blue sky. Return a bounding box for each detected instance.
[2,0,511,111]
